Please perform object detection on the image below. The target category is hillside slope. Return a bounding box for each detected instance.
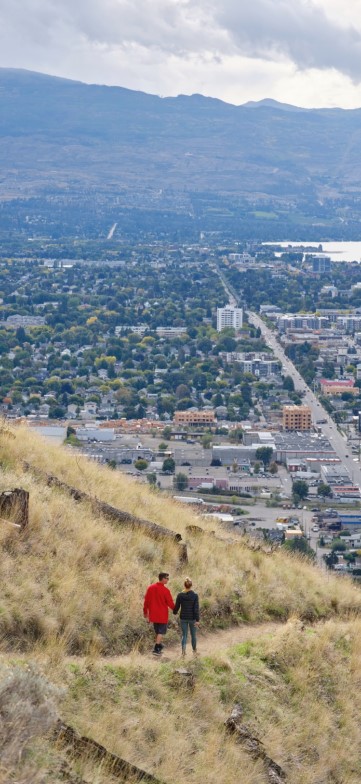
[0,423,359,655]
[1,422,361,783]
[1,68,361,206]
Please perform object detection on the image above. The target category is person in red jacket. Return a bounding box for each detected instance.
[143,572,175,656]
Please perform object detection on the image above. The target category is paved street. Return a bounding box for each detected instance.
[247,311,361,491]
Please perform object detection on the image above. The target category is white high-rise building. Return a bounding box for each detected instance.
[216,305,243,332]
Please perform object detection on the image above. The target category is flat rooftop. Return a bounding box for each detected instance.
[274,432,334,451]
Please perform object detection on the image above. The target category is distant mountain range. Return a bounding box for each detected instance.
[1,68,361,237]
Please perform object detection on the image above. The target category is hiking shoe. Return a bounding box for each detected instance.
[192,650,199,658]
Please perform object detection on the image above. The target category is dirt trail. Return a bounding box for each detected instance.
[64,622,284,668]
[167,620,281,659]
[0,621,289,669]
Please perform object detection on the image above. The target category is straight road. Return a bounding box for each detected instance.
[247,310,361,491]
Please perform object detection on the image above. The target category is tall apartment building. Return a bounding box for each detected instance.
[174,410,216,427]
[283,405,312,431]
[216,305,243,332]
[312,255,331,274]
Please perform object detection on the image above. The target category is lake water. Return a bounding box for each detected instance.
[264,241,361,263]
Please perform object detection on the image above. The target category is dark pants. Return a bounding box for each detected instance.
[180,620,197,651]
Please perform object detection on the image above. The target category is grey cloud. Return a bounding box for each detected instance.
[0,0,218,56]
[1,0,361,82]
[212,0,361,79]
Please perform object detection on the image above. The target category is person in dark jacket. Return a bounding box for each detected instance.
[143,572,175,656]
[173,577,200,657]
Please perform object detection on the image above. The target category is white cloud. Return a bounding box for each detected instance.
[1,0,361,108]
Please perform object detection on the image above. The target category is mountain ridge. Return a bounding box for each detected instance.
[1,68,359,113]
[2,68,361,238]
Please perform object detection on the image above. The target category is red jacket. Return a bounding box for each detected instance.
[143,582,175,623]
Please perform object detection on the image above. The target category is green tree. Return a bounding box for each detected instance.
[255,446,273,467]
[324,551,338,569]
[343,551,356,564]
[48,405,66,419]
[134,458,148,471]
[201,433,212,449]
[147,472,157,486]
[283,375,295,392]
[322,360,335,379]
[162,426,172,439]
[229,428,243,443]
[282,536,315,559]
[292,479,309,501]
[176,398,194,410]
[331,539,347,552]
[317,482,332,497]
[269,462,278,474]
[15,326,27,344]
[162,457,176,474]
[174,472,189,491]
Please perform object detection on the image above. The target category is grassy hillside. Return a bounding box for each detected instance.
[54,618,361,784]
[3,619,361,783]
[1,422,361,783]
[0,423,360,655]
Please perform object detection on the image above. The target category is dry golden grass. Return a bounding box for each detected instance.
[2,425,361,782]
[52,654,268,784]
[239,618,361,783]
[19,617,358,784]
[0,423,361,656]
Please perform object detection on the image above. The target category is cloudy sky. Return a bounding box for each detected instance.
[1,0,361,108]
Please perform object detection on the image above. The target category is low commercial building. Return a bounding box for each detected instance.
[221,352,281,378]
[76,427,115,442]
[332,485,361,501]
[321,285,338,298]
[336,316,361,333]
[283,405,312,431]
[242,431,275,447]
[319,379,357,396]
[339,513,361,527]
[211,444,275,465]
[277,314,329,332]
[320,465,351,485]
[285,528,304,539]
[286,458,307,473]
[274,432,336,463]
[5,314,46,328]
